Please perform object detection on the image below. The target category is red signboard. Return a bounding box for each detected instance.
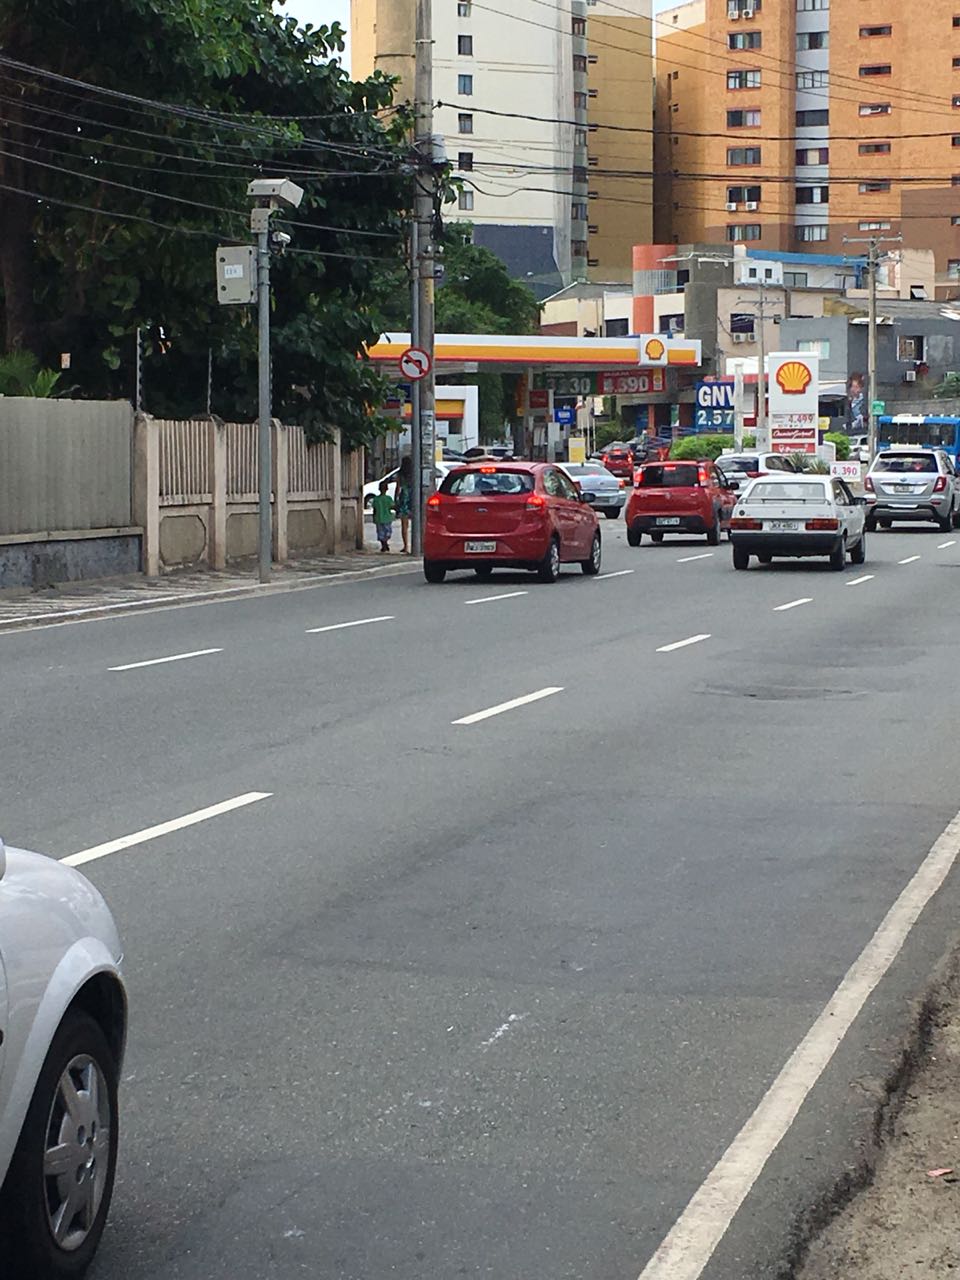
[528,388,549,410]
[597,369,665,396]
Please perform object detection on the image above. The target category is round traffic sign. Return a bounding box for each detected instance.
[400,346,431,381]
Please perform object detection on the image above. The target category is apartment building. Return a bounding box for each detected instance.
[351,0,653,293]
[653,0,960,293]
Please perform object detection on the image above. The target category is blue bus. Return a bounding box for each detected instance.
[877,415,960,464]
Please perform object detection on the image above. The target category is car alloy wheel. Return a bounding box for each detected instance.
[43,1054,112,1253]
[538,538,560,583]
[706,511,721,546]
[582,531,602,575]
[850,531,867,565]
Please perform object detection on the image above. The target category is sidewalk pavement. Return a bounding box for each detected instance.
[0,543,416,632]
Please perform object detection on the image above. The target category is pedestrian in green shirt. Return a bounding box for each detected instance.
[371,481,395,552]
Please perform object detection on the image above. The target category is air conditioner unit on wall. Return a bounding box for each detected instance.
[745,200,759,210]
[903,369,917,382]
[743,5,755,16]
[733,332,752,344]
[725,201,738,211]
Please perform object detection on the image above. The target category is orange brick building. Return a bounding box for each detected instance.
[654,0,960,292]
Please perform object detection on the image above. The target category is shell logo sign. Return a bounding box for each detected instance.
[644,337,665,362]
[775,359,813,396]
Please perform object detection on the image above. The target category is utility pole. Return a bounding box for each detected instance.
[254,218,271,583]
[732,358,745,451]
[843,233,902,463]
[411,0,436,557]
[755,283,768,450]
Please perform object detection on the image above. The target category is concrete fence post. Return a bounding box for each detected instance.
[133,413,159,576]
[209,419,227,570]
[332,427,343,553]
[272,419,289,564]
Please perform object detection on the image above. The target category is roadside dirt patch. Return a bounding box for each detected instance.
[798,954,960,1279]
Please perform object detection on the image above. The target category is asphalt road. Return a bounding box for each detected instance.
[5,520,960,1280]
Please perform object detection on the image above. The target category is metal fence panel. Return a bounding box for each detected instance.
[0,399,133,536]
[226,421,258,499]
[159,419,211,504]
[288,426,333,497]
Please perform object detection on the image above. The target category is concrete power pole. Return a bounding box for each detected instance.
[411,0,436,557]
[843,233,901,463]
[755,283,768,450]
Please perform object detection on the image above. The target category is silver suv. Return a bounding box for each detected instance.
[865,448,960,532]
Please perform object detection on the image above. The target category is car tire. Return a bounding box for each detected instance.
[650,531,664,544]
[706,511,721,546]
[626,524,642,547]
[473,566,493,579]
[829,539,846,571]
[604,510,619,520]
[879,518,892,530]
[850,532,867,565]
[864,513,877,532]
[952,505,960,530]
[537,537,561,583]
[758,553,772,565]
[733,546,750,570]
[939,508,953,533]
[581,531,602,575]
[423,561,446,583]
[0,1011,119,1280]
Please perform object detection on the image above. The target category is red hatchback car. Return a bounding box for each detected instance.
[423,462,602,583]
[600,443,635,479]
[624,460,739,546]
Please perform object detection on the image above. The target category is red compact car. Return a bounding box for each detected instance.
[423,462,602,583]
[600,443,635,479]
[624,460,739,546]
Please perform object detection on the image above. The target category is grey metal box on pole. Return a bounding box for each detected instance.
[215,247,257,306]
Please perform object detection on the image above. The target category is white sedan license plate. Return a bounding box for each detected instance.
[465,540,496,553]
[656,517,681,526]
[767,520,798,531]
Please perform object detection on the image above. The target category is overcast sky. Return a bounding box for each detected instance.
[283,0,351,69]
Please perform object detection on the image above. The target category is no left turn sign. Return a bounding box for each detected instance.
[400,346,431,381]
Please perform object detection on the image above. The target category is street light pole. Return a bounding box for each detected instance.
[254,220,271,584]
[755,283,768,450]
[843,233,901,463]
[412,0,436,556]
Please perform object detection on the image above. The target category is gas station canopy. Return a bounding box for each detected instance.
[367,332,702,375]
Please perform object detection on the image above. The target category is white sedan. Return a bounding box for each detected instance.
[729,473,867,570]
[0,839,126,1278]
[363,463,455,511]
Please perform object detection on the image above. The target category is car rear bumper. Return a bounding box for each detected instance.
[867,500,948,521]
[585,494,625,510]
[423,529,550,567]
[730,532,842,556]
[629,513,711,533]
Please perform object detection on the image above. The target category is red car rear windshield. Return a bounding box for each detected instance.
[441,470,534,496]
[637,464,699,488]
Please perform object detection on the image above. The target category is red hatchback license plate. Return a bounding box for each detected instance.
[465,540,496,553]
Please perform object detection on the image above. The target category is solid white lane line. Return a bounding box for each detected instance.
[656,634,711,653]
[677,553,714,564]
[480,1013,526,1050]
[305,615,394,634]
[898,555,921,565]
[938,539,957,549]
[453,686,563,726]
[61,792,272,868]
[463,591,529,606]
[596,569,636,580]
[636,806,960,1280]
[109,647,223,672]
[773,597,813,612]
[846,574,875,586]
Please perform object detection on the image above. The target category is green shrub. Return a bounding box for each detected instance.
[669,433,756,460]
[824,432,850,461]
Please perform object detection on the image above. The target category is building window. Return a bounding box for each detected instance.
[953,136,960,146]
[797,71,829,89]
[458,189,474,211]
[799,339,830,357]
[573,54,588,72]
[727,146,762,165]
[859,220,891,230]
[796,146,829,164]
[784,271,809,287]
[796,0,829,9]
[859,180,891,192]
[458,74,473,95]
[727,184,761,202]
[458,34,473,55]
[952,215,960,225]
[796,109,829,126]
[898,335,925,361]
[572,16,586,34]
[859,64,891,76]
[457,112,473,134]
[727,109,761,127]
[725,224,761,241]
[796,185,829,203]
[572,201,589,221]
[574,91,588,109]
[797,31,828,49]
[954,15,960,25]
[457,0,472,13]
[953,96,960,108]
[954,57,960,67]
[728,69,761,89]
[796,224,828,241]
[457,151,473,171]
[859,141,891,154]
[859,102,891,115]
[574,128,588,146]
[730,312,756,333]
[949,259,960,279]
[860,24,892,36]
[729,31,762,48]
[572,239,588,257]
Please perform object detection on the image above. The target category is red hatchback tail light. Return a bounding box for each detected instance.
[805,518,840,531]
[933,475,947,492]
[864,476,875,493]
[426,493,442,519]
[730,517,762,530]
[525,493,548,511]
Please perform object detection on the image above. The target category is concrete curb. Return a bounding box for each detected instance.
[0,561,420,635]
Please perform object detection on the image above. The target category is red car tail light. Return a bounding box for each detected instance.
[526,493,548,511]
[864,476,875,493]
[933,475,947,492]
[805,518,840,531]
[479,465,497,474]
[730,517,762,530]
[426,493,442,519]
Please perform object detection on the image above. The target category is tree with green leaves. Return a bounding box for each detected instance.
[0,0,410,444]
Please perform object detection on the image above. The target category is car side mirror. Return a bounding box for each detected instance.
[726,480,740,491]
[581,491,595,503]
